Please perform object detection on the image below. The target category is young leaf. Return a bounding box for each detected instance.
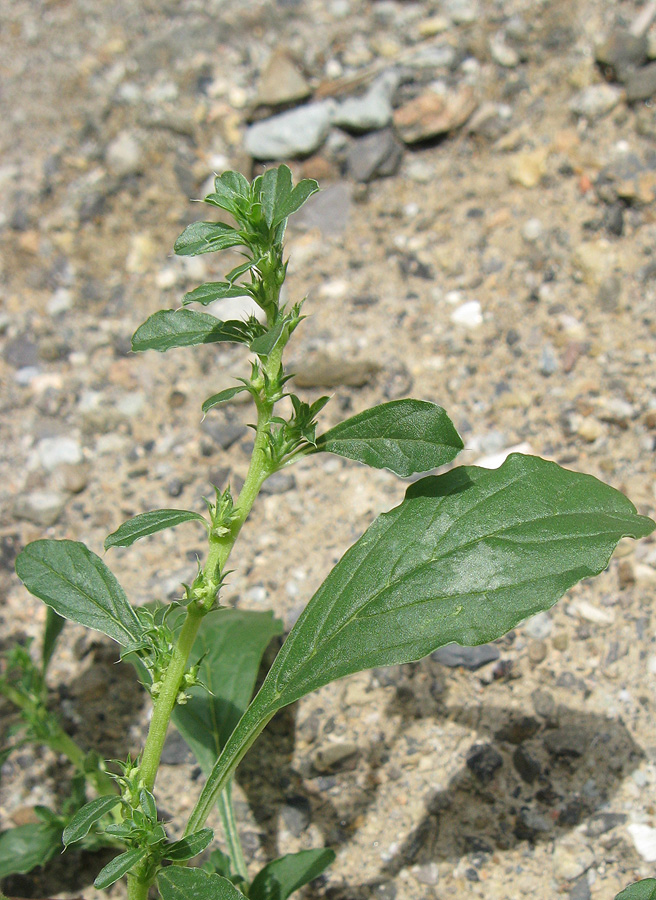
[202,386,249,416]
[94,847,147,889]
[174,221,245,256]
[42,607,65,675]
[15,540,142,647]
[62,795,122,847]
[260,165,293,229]
[132,309,254,353]
[249,848,336,900]
[250,318,287,358]
[315,399,464,476]
[163,827,214,861]
[616,882,656,900]
[273,177,320,226]
[172,609,283,775]
[0,822,62,878]
[204,171,251,218]
[226,258,263,283]
[104,509,207,550]
[158,866,248,900]
[139,789,158,823]
[182,282,254,307]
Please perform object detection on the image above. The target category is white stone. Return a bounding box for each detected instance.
[572,599,615,625]
[47,288,73,315]
[37,436,83,469]
[490,32,520,67]
[553,837,594,881]
[245,101,336,160]
[569,84,623,120]
[105,130,143,178]
[334,71,398,132]
[474,442,534,469]
[450,300,483,328]
[523,611,553,640]
[522,218,544,242]
[14,490,67,527]
[628,824,656,862]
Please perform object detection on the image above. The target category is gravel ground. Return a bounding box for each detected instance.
[1,1,656,898]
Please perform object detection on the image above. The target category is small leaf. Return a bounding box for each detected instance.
[159,866,248,899]
[139,789,157,823]
[62,796,122,847]
[16,540,142,647]
[105,509,207,550]
[250,318,286,358]
[616,882,656,900]
[132,309,253,353]
[94,847,147,889]
[249,848,336,900]
[226,258,262,283]
[273,178,320,227]
[42,607,65,675]
[316,399,464,476]
[261,165,293,228]
[174,221,245,256]
[202,386,249,416]
[0,822,62,878]
[163,827,214,861]
[204,171,251,217]
[183,282,254,307]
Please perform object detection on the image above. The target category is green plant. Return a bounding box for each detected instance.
[2,165,654,899]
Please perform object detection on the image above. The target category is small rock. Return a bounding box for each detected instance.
[393,86,477,143]
[347,128,404,182]
[161,729,194,765]
[431,643,500,671]
[245,101,336,160]
[313,740,359,772]
[528,640,548,664]
[3,335,39,368]
[595,30,648,82]
[572,599,614,625]
[531,688,556,720]
[126,233,159,274]
[450,300,483,328]
[14,490,67,527]
[260,471,296,495]
[523,611,552,640]
[569,84,623,119]
[37,436,83,470]
[255,49,311,107]
[334,71,399,133]
[490,32,520,68]
[47,287,73,315]
[495,715,540,744]
[293,351,379,388]
[552,631,569,651]
[292,182,353,237]
[586,812,626,836]
[466,102,512,140]
[539,343,559,376]
[569,875,591,900]
[597,274,622,310]
[603,205,624,237]
[443,0,478,24]
[544,726,589,758]
[626,62,656,102]
[509,148,549,188]
[514,808,553,840]
[522,218,544,242]
[466,743,503,784]
[513,745,541,783]
[105,130,144,178]
[280,796,311,836]
[418,16,449,37]
[618,558,636,589]
[59,463,89,494]
[577,417,604,442]
[410,863,439,886]
[553,836,594,881]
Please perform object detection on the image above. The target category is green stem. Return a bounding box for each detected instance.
[217,781,248,881]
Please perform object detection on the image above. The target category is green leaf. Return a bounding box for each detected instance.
[62,796,122,847]
[132,310,254,352]
[159,866,248,900]
[202,386,249,415]
[183,282,254,307]
[15,540,142,647]
[104,509,207,550]
[250,318,287,358]
[163,827,214,861]
[174,221,245,256]
[616,882,656,900]
[0,822,62,878]
[275,178,320,226]
[94,847,147,889]
[42,607,65,675]
[249,848,336,900]
[204,171,251,218]
[261,165,293,228]
[226,258,262,283]
[139,789,157,823]
[316,399,464,476]
[172,609,283,774]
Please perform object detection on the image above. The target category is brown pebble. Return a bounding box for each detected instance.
[169,389,187,409]
[528,640,548,664]
[552,632,569,651]
[618,558,636,589]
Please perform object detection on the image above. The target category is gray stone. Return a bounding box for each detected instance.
[14,490,67,527]
[569,84,623,119]
[513,745,541,783]
[597,275,622,311]
[200,420,246,450]
[544,726,590,758]
[431,643,500,671]
[596,30,648,82]
[586,812,626,836]
[539,343,559,376]
[37,436,83,470]
[347,128,404,182]
[280,796,311,836]
[260,471,296,495]
[514,808,553,840]
[291,182,353,237]
[105,130,144,178]
[495,716,540,745]
[334,71,399,133]
[245,101,336,160]
[626,62,656,102]
[410,862,439,886]
[3,335,39,368]
[313,740,359,772]
[531,688,556,721]
[569,876,591,900]
[466,743,503,784]
[255,49,311,107]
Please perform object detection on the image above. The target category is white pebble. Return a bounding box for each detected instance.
[450,300,482,328]
[628,824,656,862]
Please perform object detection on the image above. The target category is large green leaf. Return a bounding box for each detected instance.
[94,847,147,889]
[132,310,254,353]
[183,282,254,307]
[62,796,122,847]
[249,848,336,900]
[15,540,142,647]
[186,453,655,832]
[42,607,65,675]
[104,509,207,550]
[616,882,656,900]
[174,221,245,256]
[159,866,247,900]
[0,822,62,878]
[172,609,283,774]
[316,399,464,476]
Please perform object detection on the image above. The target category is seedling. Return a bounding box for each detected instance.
[2,165,654,899]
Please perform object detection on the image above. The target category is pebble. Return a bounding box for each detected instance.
[14,490,67,527]
[513,745,541,783]
[47,287,73,315]
[508,148,549,188]
[595,30,648,82]
[245,101,336,160]
[553,836,594,881]
[466,743,503,784]
[539,343,559,376]
[597,274,622,311]
[280,796,311,836]
[572,599,614,625]
[347,128,404,182]
[410,863,439,886]
[450,300,483,328]
[293,351,379,388]
[576,417,603,442]
[528,640,548,664]
[544,726,589,758]
[626,62,656,103]
[334,71,398,133]
[569,84,623,119]
[431,643,500,670]
[255,49,311,107]
[313,740,359,772]
[569,875,591,900]
[393,86,477,144]
[585,812,626,836]
[126,233,159,274]
[522,218,544,243]
[627,824,656,862]
[105,130,144,178]
[3,335,39,368]
[495,715,540,744]
[489,32,520,68]
[37,436,84,470]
